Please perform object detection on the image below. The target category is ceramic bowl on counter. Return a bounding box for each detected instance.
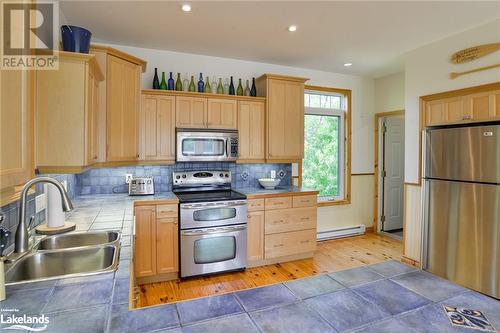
[258,178,281,189]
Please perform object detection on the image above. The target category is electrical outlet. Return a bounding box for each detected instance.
[270,170,276,179]
[35,193,47,213]
[125,174,133,184]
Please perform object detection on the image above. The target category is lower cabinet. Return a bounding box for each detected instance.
[134,204,178,278]
[247,210,265,261]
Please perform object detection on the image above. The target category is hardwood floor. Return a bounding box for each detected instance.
[136,232,403,308]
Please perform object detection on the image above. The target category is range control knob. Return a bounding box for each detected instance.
[182,174,187,178]
[220,173,224,177]
[176,175,180,179]
[225,173,229,178]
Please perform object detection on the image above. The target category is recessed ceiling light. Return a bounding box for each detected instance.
[288,25,297,32]
[344,63,352,67]
[181,4,191,12]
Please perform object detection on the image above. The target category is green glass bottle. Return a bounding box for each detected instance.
[236,78,243,96]
[188,76,196,92]
[159,72,167,90]
[175,73,182,91]
[204,76,211,93]
[217,78,224,94]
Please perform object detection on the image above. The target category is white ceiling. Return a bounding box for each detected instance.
[60,1,500,78]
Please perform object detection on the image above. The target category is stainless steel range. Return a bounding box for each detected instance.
[172,170,247,278]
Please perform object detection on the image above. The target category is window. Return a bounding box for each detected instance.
[302,88,349,203]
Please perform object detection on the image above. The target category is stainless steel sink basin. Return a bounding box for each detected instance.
[5,245,119,284]
[34,231,120,251]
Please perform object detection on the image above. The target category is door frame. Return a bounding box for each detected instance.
[373,110,405,236]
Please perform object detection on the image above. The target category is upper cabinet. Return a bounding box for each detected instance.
[36,51,104,172]
[423,87,500,127]
[207,99,237,129]
[140,94,176,161]
[238,101,265,162]
[0,69,34,196]
[175,96,207,128]
[256,74,308,162]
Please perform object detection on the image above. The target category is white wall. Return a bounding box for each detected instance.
[375,72,405,113]
[404,19,500,183]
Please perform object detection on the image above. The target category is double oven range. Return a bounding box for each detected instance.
[172,170,247,278]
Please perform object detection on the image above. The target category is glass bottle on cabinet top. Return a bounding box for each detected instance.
[197,73,204,92]
[217,78,224,94]
[236,78,243,96]
[204,76,211,93]
[167,72,175,90]
[211,78,218,94]
[244,79,251,96]
[223,78,229,94]
[159,72,167,90]
[229,76,235,95]
[175,73,182,91]
[188,76,196,92]
[182,73,189,91]
[250,77,257,97]
[153,68,160,89]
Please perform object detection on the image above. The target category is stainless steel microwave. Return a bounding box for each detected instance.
[176,129,238,162]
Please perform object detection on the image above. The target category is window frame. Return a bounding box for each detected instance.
[299,85,352,206]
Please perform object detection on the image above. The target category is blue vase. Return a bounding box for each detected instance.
[167,72,175,90]
[197,73,204,93]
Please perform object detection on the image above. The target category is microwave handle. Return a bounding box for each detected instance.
[226,138,230,158]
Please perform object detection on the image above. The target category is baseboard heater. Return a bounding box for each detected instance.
[317,225,366,241]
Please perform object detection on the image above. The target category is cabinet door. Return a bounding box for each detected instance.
[247,211,264,261]
[107,55,140,161]
[134,205,157,277]
[267,79,304,160]
[207,99,237,129]
[175,97,207,128]
[0,70,33,190]
[86,70,99,164]
[140,95,175,161]
[467,90,500,121]
[156,217,179,274]
[425,97,466,125]
[238,101,265,161]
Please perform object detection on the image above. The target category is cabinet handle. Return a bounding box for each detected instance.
[300,240,310,244]
[300,217,309,221]
[273,243,284,248]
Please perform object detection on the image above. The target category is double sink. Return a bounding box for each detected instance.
[5,231,121,285]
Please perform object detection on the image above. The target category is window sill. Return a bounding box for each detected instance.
[317,198,350,207]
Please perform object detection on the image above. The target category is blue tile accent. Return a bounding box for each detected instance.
[397,304,465,333]
[390,270,468,302]
[176,294,244,325]
[44,279,113,312]
[249,301,336,333]
[235,284,298,311]
[368,260,416,277]
[305,289,390,332]
[353,279,431,315]
[284,275,344,299]
[109,303,179,333]
[329,266,384,287]
[42,305,108,333]
[182,313,260,333]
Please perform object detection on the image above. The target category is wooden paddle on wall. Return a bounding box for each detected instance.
[450,43,500,64]
[450,63,500,79]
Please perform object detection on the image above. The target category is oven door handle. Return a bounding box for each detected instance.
[182,225,246,236]
[181,201,246,210]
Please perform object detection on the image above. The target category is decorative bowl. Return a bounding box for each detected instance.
[258,178,281,190]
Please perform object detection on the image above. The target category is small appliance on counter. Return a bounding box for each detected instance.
[128,177,154,196]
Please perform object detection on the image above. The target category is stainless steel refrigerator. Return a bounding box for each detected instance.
[422,123,500,299]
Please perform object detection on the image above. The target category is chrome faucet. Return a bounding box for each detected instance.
[15,177,73,254]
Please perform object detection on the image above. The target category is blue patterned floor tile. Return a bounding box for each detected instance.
[42,305,108,333]
[112,277,130,304]
[391,270,468,302]
[351,318,417,333]
[235,284,298,311]
[329,266,385,287]
[353,279,430,315]
[305,289,390,332]
[285,274,344,299]
[368,260,416,277]
[109,303,179,333]
[249,301,336,333]
[176,294,244,325]
[183,313,260,333]
[1,287,53,315]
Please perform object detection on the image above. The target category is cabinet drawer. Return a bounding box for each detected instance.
[265,229,316,259]
[265,207,316,234]
[248,199,265,212]
[156,204,178,218]
[265,197,292,210]
[293,195,317,208]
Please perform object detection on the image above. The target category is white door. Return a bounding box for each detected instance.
[382,116,405,231]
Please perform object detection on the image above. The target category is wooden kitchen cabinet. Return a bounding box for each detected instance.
[156,217,179,274]
[207,99,238,129]
[36,51,103,172]
[247,210,265,261]
[238,101,265,162]
[465,89,500,122]
[134,205,157,278]
[256,74,308,162]
[140,94,176,161]
[175,96,207,128]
